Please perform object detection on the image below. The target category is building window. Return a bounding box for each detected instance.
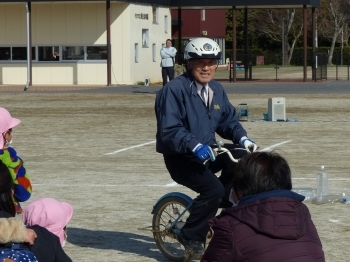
[165,15,168,33]
[62,46,84,60]
[87,46,107,60]
[135,43,139,63]
[0,47,11,60]
[201,9,205,21]
[12,47,36,61]
[153,6,159,23]
[142,29,149,48]
[38,46,60,61]
[152,44,156,62]
[0,45,106,62]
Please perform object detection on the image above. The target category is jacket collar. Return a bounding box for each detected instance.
[184,70,214,98]
[238,189,305,205]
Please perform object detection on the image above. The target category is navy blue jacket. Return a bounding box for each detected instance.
[155,71,247,155]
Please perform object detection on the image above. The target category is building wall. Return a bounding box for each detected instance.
[0,2,170,85]
[171,9,226,38]
[122,3,172,84]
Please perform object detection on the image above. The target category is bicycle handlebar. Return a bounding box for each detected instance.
[212,147,240,163]
[203,142,250,165]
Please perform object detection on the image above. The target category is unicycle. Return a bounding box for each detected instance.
[151,142,246,261]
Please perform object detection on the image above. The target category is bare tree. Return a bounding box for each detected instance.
[255,9,303,65]
[318,0,350,64]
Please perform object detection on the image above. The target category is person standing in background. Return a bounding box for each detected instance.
[54,51,60,61]
[160,39,177,86]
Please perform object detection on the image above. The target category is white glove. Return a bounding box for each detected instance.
[240,136,258,152]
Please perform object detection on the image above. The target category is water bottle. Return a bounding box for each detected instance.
[316,166,328,197]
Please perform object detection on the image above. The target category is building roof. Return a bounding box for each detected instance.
[0,0,320,8]
[169,0,320,9]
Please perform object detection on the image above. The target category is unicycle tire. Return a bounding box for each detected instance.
[152,196,191,261]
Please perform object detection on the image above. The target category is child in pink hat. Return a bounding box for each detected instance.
[0,107,32,214]
[23,198,73,247]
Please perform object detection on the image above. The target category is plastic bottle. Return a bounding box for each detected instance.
[291,188,315,201]
[316,166,328,197]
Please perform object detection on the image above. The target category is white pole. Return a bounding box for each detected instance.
[341,27,344,66]
[24,3,30,91]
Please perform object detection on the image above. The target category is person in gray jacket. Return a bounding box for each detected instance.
[160,39,177,86]
[155,37,258,256]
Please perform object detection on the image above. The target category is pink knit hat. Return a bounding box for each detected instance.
[0,107,21,147]
[23,198,73,246]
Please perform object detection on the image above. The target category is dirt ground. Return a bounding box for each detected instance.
[1,91,350,262]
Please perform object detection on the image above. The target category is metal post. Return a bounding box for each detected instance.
[244,7,248,81]
[232,6,237,82]
[336,58,338,80]
[303,5,307,82]
[348,54,350,81]
[106,1,111,86]
[229,56,232,82]
[249,64,252,80]
[348,53,350,81]
[275,64,279,82]
[312,7,316,81]
[341,27,344,66]
[320,56,322,81]
[24,2,32,91]
[178,7,182,63]
[282,20,284,67]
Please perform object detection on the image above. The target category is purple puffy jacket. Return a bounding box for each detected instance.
[201,192,325,262]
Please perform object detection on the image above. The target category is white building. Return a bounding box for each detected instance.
[1,0,320,86]
[0,1,172,85]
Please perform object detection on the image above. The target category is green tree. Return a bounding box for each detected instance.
[225,9,263,50]
[317,0,350,64]
[253,9,304,66]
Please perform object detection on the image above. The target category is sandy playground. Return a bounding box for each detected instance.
[1,89,350,261]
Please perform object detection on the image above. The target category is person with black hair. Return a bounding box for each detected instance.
[201,151,325,262]
[160,39,177,86]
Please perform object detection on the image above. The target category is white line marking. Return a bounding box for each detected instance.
[260,140,292,151]
[105,140,156,155]
[165,182,178,187]
[32,184,175,187]
[293,178,350,181]
[32,177,350,187]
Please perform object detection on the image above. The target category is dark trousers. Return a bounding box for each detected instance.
[163,143,248,242]
[162,66,175,86]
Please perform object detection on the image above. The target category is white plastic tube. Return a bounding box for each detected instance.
[24,2,30,91]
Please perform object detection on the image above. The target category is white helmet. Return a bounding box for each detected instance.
[184,38,221,60]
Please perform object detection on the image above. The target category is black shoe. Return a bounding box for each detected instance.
[176,232,204,255]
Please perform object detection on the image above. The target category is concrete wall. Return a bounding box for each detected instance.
[0,2,171,85]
